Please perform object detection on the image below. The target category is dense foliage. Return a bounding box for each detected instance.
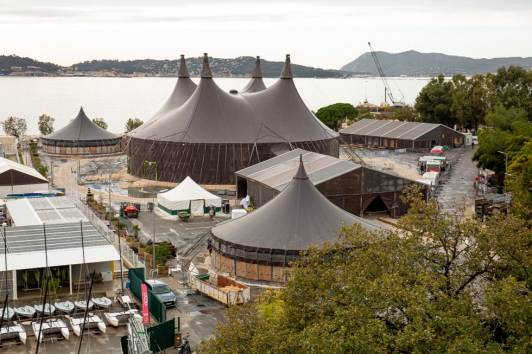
[0,54,60,73]
[199,187,532,353]
[315,103,358,131]
[73,56,346,78]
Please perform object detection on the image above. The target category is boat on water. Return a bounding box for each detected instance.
[104,310,139,327]
[74,300,93,311]
[13,305,36,319]
[34,303,55,316]
[92,297,112,309]
[69,316,106,336]
[0,322,27,344]
[55,301,75,314]
[31,319,69,342]
[0,307,14,321]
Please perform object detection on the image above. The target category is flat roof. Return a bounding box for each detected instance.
[340,119,447,140]
[7,196,88,226]
[236,148,361,192]
[0,221,119,271]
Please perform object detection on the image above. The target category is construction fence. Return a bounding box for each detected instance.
[128,267,167,324]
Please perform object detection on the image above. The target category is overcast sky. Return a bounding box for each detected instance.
[1,0,531,69]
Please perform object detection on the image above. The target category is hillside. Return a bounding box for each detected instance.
[73,56,348,78]
[0,55,61,73]
[341,50,532,76]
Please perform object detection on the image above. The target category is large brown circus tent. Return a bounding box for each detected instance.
[127,53,339,185]
[132,55,197,136]
[238,56,267,94]
[41,107,121,155]
[210,156,382,283]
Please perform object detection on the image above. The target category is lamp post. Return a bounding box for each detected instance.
[115,213,124,295]
[139,188,168,277]
[498,151,509,194]
[498,151,508,175]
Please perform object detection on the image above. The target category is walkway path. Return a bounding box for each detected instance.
[436,145,478,215]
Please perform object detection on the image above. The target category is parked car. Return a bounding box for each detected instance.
[145,279,176,307]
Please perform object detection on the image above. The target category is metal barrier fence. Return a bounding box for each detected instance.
[147,318,175,352]
[129,267,167,324]
[64,173,145,269]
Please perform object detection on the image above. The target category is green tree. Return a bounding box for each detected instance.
[472,105,531,173]
[199,187,532,353]
[1,116,27,138]
[506,141,532,209]
[92,117,108,130]
[37,114,55,135]
[414,74,455,126]
[392,104,415,121]
[490,65,532,118]
[315,103,358,131]
[124,117,143,133]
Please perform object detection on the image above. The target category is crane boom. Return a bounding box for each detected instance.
[368,42,403,106]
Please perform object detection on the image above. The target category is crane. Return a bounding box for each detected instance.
[368,42,404,108]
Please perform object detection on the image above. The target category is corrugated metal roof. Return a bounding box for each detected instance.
[340,119,443,140]
[0,222,119,271]
[0,246,120,271]
[7,196,87,226]
[236,148,360,190]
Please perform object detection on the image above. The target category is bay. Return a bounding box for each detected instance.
[0,77,431,135]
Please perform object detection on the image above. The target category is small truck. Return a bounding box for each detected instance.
[120,202,139,218]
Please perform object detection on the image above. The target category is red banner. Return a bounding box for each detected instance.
[141,283,150,324]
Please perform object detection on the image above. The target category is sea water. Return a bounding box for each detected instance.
[0,76,432,135]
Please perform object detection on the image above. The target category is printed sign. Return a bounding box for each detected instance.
[141,283,150,324]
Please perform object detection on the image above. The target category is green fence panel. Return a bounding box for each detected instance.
[120,335,129,354]
[129,268,144,302]
[147,318,175,352]
[148,289,167,323]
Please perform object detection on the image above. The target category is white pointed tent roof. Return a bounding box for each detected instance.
[0,157,47,185]
[157,176,221,211]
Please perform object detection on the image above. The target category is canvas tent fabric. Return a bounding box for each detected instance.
[0,157,48,197]
[127,53,339,185]
[239,56,267,94]
[157,176,221,215]
[131,55,197,136]
[211,157,381,260]
[43,107,119,143]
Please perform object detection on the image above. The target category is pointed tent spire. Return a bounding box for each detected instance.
[78,106,86,116]
[251,56,263,78]
[177,54,190,78]
[201,53,213,78]
[294,154,309,180]
[281,54,293,79]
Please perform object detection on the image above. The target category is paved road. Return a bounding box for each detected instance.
[436,145,478,213]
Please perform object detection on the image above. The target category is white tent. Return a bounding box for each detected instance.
[157,176,222,216]
[0,157,48,197]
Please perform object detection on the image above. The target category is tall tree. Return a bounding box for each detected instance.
[92,117,108,130]
[124,118,143,133]
[1,116,27,138]
[37,114,55,135]
[490,65,532,118]
[315,103,358,131]
[199,187,532,353]
[414,74,455,126]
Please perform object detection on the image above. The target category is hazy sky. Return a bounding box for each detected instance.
[2,0,531,69]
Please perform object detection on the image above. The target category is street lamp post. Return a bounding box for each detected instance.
[498,151,509,194]
[115,213,124,295]
[498,151,508,175]
[139,189,168,277]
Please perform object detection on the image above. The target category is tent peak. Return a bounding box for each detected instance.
[294,155,309,180]
[178,54,190,78]
[281,54,293,79]
[251,56,263,78]
[201,53,213,78]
